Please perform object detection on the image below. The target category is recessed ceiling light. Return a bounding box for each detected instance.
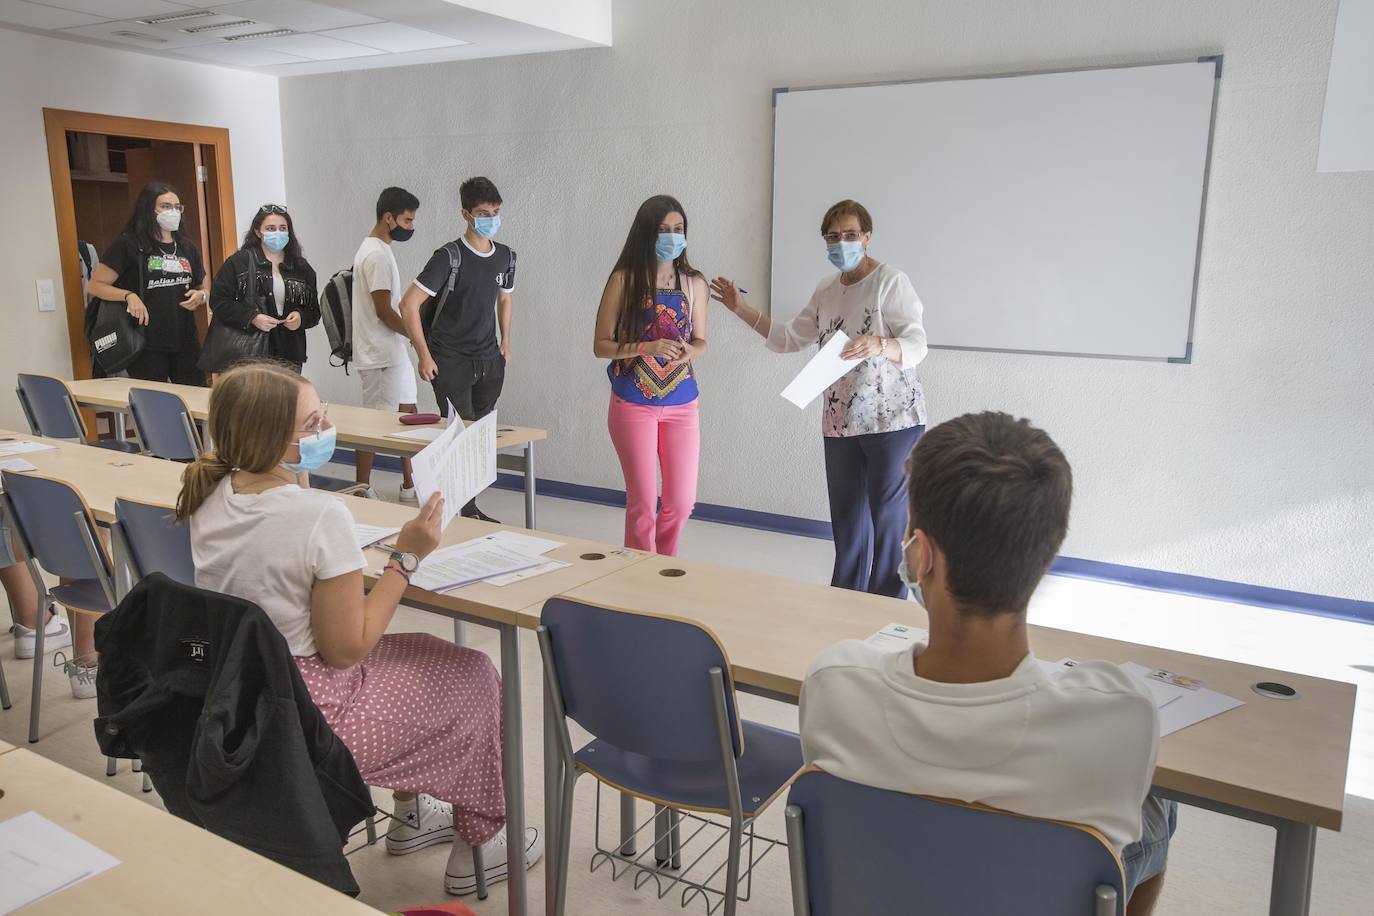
[138,11,218,26]
[224,28,296,41]
[111,31,169,43]
[182,20,257,34]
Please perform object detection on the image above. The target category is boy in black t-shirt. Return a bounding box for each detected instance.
[400,177,516,523]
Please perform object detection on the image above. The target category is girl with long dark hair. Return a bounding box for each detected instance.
[593,195,709,556]
[201,204,320,376]
[87,181,208,384]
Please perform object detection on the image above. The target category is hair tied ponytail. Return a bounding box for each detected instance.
[175,450,233,523]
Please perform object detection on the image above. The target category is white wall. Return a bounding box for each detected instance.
[280,0,1374,601]
[0,27,284,431]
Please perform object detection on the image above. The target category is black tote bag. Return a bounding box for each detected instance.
[85,243,147,375]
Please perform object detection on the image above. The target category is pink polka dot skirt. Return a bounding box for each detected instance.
[296,633,505,846]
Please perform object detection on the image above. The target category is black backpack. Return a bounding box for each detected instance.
[319,268,354,372]
[418,241,515,341]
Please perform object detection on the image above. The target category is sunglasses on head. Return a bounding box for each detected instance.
[258,204,288,215]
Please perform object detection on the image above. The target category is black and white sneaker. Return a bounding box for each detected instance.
[445,827,543,896]
[386,794,455,855]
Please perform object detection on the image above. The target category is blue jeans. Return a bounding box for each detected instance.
[822,425,925,598]
[1124,795,1178,896]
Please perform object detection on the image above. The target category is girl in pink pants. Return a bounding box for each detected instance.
[594,194,709,556]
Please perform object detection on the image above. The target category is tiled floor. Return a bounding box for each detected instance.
[2,475,1370,914]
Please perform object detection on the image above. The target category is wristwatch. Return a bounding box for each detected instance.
[388,550,419,582]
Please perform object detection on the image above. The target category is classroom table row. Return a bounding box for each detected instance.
[64,376,548,529]
[0,432,1354,916]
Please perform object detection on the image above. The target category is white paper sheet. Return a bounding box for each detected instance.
[865,622,927,650]
[780,331,861,409]
[479,531,563,556]
[483,559,572,587]
[354,524,401,551]
[411,538,544,592]
[0,459,39,472]
[0,441,58,457]
[1120,662,1244,736]
[0,811,121,914]
[384,427,446,444]
[410,408,498,532]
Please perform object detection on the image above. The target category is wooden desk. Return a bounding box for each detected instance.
[0,749,379,914]
[0,433,644,916]
[66,377,549,528]
[560,553,1355,916]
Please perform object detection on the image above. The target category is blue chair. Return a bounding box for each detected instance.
[538,598,803,916]
[0,470,116,745]
[15,373,139,453]
[127,388,201,461]
[784,768,1126,916]
[113,498,195,590]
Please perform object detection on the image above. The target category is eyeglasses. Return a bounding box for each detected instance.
[822,230,865,244]
[156,203,186,213]
[299,403,330,437]
[258,204,288,215]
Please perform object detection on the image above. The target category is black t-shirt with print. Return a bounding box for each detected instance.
[414,238,516,360]
[101,233,205,352]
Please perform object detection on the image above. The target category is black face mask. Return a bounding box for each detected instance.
[389,225,414,242]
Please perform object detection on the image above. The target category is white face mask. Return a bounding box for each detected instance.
[898,533,926,608]
[156,209,182,232]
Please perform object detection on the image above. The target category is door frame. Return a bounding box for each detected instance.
[43,108,237,378]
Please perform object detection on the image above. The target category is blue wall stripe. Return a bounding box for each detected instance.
[332,447,1374,626]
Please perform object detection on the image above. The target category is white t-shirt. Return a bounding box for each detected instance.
[351,236,409,371]
[799,640,1159,850]
[768,262,928,437]
[191,477,365,657]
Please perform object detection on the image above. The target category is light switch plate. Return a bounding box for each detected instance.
[36,279,56,312]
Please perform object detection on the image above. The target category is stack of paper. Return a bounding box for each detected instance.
[385,427,446,444]
[0,440,57,458]
[0,811,121,912]
[1119,662,1245,736]
[476,532,569,586]
[0,458,39,473]
[354,524,401,551]
[409,531,570,593]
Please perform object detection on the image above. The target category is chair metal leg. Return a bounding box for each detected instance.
[654,804,671,865]
[142,772,153,793]
[709,668,745,916]
[366,814,378,845]
[554,768,577,916]
[498,623,527,916]
[1094,883,1119,916]
[784,806,810,916]
[472,842,488,900]
[132,758,142,772]
[105,756,116,777]
[543,674,563,916]
[619,794,637,857]
[0,655,11,710]
[27,597,46,744]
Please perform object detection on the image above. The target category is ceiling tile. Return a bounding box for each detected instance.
[174,40,307,67]
[250,32,383,61]
[43,0,191,19]
[58,19,226,48]
[0,0,106,29]
[321,22,466,53]
[215,0,379,33]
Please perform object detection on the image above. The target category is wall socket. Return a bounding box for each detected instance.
[36,279,56,313]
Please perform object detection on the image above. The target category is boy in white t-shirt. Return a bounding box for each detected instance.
[800,412,1176,915]
[352,187,421,501]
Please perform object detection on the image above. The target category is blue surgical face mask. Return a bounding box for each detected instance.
[898,533,926,608]
[827,240,864,272]
[656,232,687,263]
[283,425,337,473]
[472,214,501,238]
[262,230,289,252]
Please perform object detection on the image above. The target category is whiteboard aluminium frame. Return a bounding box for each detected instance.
[769,55,1223,364]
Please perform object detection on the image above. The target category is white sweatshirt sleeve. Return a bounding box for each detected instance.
[884,270,928,369]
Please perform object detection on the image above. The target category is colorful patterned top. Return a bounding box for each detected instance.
[607,272,699,406]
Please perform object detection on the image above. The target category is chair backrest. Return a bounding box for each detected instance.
[114,498,195,585]
[786,769,1125,916]
[128,388,201,460]
[1,471,111,583]
[15,374,85,440]
[540,597,743,762]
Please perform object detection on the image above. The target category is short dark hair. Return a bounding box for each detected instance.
[376,186,419,221]
[460,176,502,212]
[820,199,873,236]
[905,412,1072,616]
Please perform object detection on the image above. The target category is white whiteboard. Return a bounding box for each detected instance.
[770,61,1219,360]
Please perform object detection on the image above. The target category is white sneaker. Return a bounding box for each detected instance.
[14,616,72,659]
[386,794,455,855]
[398,484,419,506]
[53,651,97,700]
[445,827,543,896]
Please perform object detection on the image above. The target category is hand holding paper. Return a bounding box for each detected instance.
[780,331,862,409]
[410,407,498,532]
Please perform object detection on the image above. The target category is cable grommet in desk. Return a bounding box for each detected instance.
[659,568,686,578]
[580,552,606,561]
[1251,681,1299,700]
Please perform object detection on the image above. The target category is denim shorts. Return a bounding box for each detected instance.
[1123,794,1178,896]
[0,518,16,567]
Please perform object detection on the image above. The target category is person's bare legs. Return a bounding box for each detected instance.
[1,557,40,629]
[69,611,97,659]
[356,450,376,486]
[1128,872,1165,915]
